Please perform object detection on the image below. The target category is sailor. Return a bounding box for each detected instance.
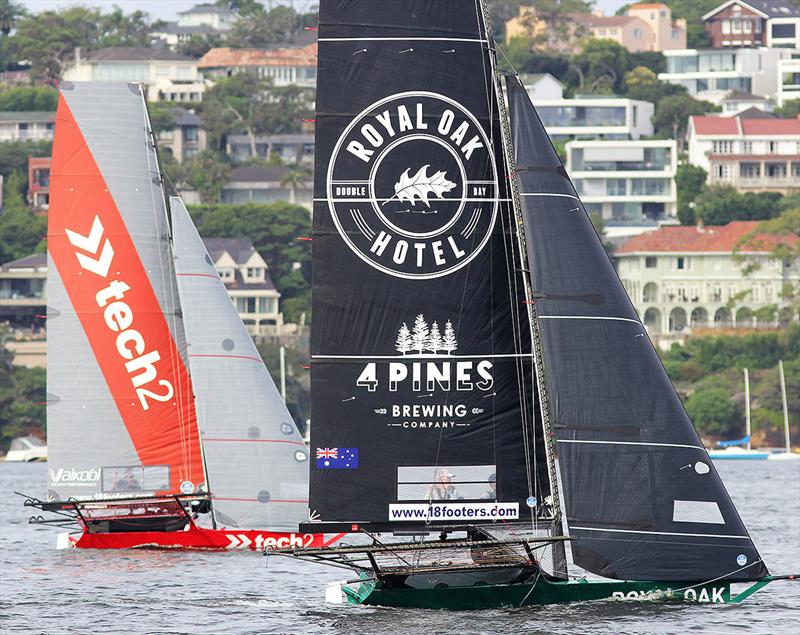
[113,469,141,492]
[425,469,462,500]
[480,473,496,500]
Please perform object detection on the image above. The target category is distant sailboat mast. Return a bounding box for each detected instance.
[744,367,751,450]
[779,359,790,454]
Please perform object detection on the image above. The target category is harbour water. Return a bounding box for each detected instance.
[1,461,798,634]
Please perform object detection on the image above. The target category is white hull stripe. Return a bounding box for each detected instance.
[558,439,705,451]
[520,193,580,201]
[538,315,642,326]
[312,353,532,360]
[570,526,749,540]
[319,37,488,43]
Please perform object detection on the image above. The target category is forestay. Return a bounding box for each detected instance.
[305,1,554,535]
[506,76,768,582]
[47,82,204,501]
[170,198,309,530]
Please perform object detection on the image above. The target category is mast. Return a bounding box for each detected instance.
[744,367,751,450]
[779,360,790,453]
[479,0,566,577]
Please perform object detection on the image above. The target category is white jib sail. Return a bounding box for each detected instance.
[170,197,309,530]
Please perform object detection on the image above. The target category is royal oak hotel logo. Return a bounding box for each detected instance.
[327,91,499,279]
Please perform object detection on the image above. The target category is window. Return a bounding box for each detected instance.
[677,257,686,270]
[723,19,731,34]
[183,126,198,142]
[606,179,626,196]
[645,256,657,268]
[765,285,773,300]
[768,141,777,153]
[633,28,642,38]
[690,286,699,302]
[752,286,761,301]
[713,140,733,154]
[742,140,753,153]
[740,163,760,178]
[246,267,263,280]
[712,285,722,301]
[219,268,234,280]
[677,287,688,301]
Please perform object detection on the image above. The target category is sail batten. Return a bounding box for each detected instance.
[506,75,767,582]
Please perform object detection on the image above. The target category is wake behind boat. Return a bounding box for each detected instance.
[22,82,333,551]
[267,0,798,608]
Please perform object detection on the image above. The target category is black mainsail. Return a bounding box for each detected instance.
[506,75,768,582]
[307,0,557,548]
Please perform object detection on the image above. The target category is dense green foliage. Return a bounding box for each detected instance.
[0,86,57,111]
[774,99,800,118]
[694,186,784,226]
[0,330,46,452]
[652,94,719,151]
[188,202,312,323]
[662,326,800,440]
[675,164,707,225]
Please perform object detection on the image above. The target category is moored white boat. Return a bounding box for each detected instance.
[4,436,47,462]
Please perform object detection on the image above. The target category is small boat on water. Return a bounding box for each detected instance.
[22,82,336,550]
[268,0,797,608]
[4,436,47,462]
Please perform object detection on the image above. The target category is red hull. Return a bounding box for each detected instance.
[64,521,342,550]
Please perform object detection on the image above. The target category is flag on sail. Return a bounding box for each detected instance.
[316,448,359,470]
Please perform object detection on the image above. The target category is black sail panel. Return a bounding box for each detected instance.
[506,76,768,582]
[306,1,552,533]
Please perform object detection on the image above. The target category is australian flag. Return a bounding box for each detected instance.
[316,447,359,469]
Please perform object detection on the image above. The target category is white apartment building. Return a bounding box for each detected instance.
[777,54,800,106]
[62,47,205,102]
[567,139,678,230]
[177,4,238,30]
[202,238,284,336]
[226,133,314,164]
[518,73,565,101]
[0,112,54,142]
[687,113,800,193]
[659,47,793,102]
[616,221,800,335]
[530,96,655,140]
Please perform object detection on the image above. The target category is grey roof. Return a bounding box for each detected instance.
[519,73,566,88]
[171,107,202,126]
[2,253,47,269]
[724,90,767,102]
[202,237,258,265]
[227,133,314,145]
[227,165,295,183]
[229,268,277,291]
[178,3,237,16]
[737,106,778,119]
[85,47,195,62]
[0,111,55,124]
[743,0,800,18]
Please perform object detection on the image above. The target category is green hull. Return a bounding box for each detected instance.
[343,574,773,610]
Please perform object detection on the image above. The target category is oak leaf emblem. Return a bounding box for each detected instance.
[383,165,456,207]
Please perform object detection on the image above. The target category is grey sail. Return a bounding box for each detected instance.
[170,197,309,530]
[48,82,205,501]
[506,76,768,582]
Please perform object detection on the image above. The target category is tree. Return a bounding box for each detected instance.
[628,51,666,76]
[147,101,176,135]
[0,0,25,36]
[572,39,629,94]
[396,323,412,355]
[185,151,231,204]
[0,86,58,111]
[215,0,264,17]
[694,186,783,226]
[412,314,429,354]
[675,163,708,225]
[226,5,301,48]
[665,0,723,48]
[177,32,223,59]
[652,94,718,152]
[774,99,800,118]
[428,322,443,354]
[685,387,739,436]
[442,321,458,354]
[528,0,592,52]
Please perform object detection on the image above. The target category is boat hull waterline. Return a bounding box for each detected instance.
[59,522,342,551]
[341,576,773,609]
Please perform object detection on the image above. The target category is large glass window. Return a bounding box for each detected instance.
[606,178,627,195]
[92,63,149,81]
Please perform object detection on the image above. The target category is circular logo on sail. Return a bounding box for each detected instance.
[327,91,498,279]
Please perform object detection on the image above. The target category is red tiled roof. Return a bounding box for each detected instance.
[741,117,800,136]
[628,3,668,8]
[617,221,799,254]
[198,43,317,69]
[690,116,738,135]
[691,114,800,137]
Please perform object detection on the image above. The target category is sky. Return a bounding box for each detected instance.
[20,0,632,21]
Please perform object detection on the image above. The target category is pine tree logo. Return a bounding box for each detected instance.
[395,315,458,355]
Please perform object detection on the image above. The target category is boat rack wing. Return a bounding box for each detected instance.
[265,535,571,576]
[18,492,210,525]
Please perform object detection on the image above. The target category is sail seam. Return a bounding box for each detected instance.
[570,526,751,540]
[558,439,705,451]
[189,353,263,363]
[538,315,642,325]
[203,438,306,446]
[318,37,489,42]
